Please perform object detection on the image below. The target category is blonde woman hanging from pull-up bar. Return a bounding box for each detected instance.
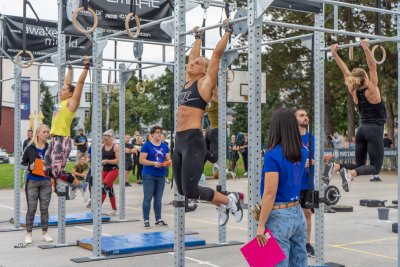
[323,39,387,191]
[173,19,243,227]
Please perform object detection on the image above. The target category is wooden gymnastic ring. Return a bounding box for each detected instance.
[371,45,386,65]
[226,69,235,83]
[349,41,354,61]
[15,50,34,68]
[125,13,141,39]
[136,82,145,94]
[72,7,98,34]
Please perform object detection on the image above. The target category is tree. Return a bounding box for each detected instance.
[40,83,53,128]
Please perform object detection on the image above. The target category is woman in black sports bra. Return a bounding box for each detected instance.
[322,39,386,191]
[172,21,243,226]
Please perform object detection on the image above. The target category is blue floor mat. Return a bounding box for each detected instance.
[19,212,110,227]
[78,232,206,255]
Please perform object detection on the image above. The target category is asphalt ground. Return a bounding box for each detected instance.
[0,172,398,267]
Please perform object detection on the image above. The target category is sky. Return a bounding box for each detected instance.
[0,0,228,83]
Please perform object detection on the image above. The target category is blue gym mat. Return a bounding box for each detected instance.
[19,212,110,227]
[78,232,206,255]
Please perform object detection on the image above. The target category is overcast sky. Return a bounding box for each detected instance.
[0,0,227,83]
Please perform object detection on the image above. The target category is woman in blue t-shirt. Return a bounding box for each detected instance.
[256,108,308,266]
[21,125,53,244]
[139,126,171,229]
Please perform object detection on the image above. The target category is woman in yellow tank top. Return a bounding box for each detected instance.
[44,56,91,202]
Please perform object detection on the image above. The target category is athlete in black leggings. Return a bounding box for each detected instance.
[173,22,243,226]
[322,39,386,192]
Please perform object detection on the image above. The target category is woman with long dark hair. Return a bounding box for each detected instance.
[256,108,308,266]
[323,39,386,190]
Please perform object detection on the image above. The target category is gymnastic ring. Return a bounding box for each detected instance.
[15,50,34,68]
[136,82,146,94]
[125,13,141,39]
[349,41,354,61]
[371,45,386,65]
[226,69,235,83]
[72,7,98,34]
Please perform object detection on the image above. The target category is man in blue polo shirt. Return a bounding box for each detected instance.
[295,108,315,257]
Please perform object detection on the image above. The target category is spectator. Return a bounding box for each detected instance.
[131,131,140,179]
[139,126,171,229]
[71,155,89,185]
[228,135,239,179]
[383,133,393,148]
[124,134,134,187]
[343,134,350,149]
[74,128,88,160]
[22,129,33,152]
[134,136,144,184]
[240,133,248,176]
[330,132,344,149]
[349,136,356,150]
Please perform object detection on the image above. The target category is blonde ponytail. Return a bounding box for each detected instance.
[345,75,361,88]
[345,68,368,91]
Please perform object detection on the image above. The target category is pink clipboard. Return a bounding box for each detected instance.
[240,229,286,267]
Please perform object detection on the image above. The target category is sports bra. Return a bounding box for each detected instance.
[178,81,208,111]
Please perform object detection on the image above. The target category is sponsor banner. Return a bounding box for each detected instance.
[62,0,172,42]
[2,15,92,62]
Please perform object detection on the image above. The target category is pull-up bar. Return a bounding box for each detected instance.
[263,20,400,42]
[181,16,247,35]
[321,39,387,51]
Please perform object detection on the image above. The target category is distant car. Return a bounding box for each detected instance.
[0,149,10,164]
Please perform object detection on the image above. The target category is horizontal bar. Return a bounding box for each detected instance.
[19,52,58,65]
[103,58,174,66]
[100,16,174,41]
[263,20,400,42]
[181,17,247,35]
[0,47,15,63]
[229,33,314,52]
[187,0,227,8]
[307,0,400,16]
[30,78,119,86]
[0,77,15,83]
[110,37,173,47]
[321,39,388,51]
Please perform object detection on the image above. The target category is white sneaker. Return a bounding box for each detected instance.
[42,232,53,242]
[339,168,351,192]
[69,186,77,200]
[107,209,118,216]
[228,193,243,223]
[243,172,248,176]
[230,171,236,180]
[25,234,32,244]
[80,182,90,202]
[217,204,229,226]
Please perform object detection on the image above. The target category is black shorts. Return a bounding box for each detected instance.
[125,160,133,171]
[300,190,314,210]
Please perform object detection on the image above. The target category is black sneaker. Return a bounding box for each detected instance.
[322,162,335,185]
[144,220,150,229]
[125,182,132,187]
[155,219,168,226]
[370,176,382,182]
[306,243,315,257]
[137,181,143,185]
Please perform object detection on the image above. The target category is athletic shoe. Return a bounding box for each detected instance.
[69,185,78,200]
[25,234,32,244]
[42,232,53,242]
[144,220,150,229]
[107,209,118,216]
[80,182,90,202]
[306,243,315,257]
[155,219,168,226]
[137,181,143,185]
[217,204,229,226]
[243,172,248,176]
[339,168,351,192]
[86,200,91,209]
[125,182,132,187]
[228,193,243,223]
[370,175,382,182]
[322,162,335,185]
[165,178,170,184]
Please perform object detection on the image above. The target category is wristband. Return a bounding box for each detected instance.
[84,63,90,70]
[195,34,202,40]
[223,23,234,33]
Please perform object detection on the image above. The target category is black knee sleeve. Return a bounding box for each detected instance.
[108,186,115,198]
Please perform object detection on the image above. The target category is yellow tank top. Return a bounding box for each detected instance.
[50,99,75,137]
[206,99,218,129]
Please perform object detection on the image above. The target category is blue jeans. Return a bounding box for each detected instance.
[142,173,166,221]
[266,204,307,267]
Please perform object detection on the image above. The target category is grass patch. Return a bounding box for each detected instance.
[0,158,246,189]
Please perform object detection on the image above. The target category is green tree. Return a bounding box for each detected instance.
[40,83,53,128]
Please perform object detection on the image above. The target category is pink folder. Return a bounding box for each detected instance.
[240,229,286,267]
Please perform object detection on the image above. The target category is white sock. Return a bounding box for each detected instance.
[226,195,234,209]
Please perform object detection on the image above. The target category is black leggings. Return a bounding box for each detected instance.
[204,128,218,164]
[341,123,384,176]
[173,129,215,202]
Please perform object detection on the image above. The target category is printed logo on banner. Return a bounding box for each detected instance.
[62,0,172,42]
[21,79,31,120]
[2,15,92,63]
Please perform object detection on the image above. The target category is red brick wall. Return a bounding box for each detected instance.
[0,107,14,153]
